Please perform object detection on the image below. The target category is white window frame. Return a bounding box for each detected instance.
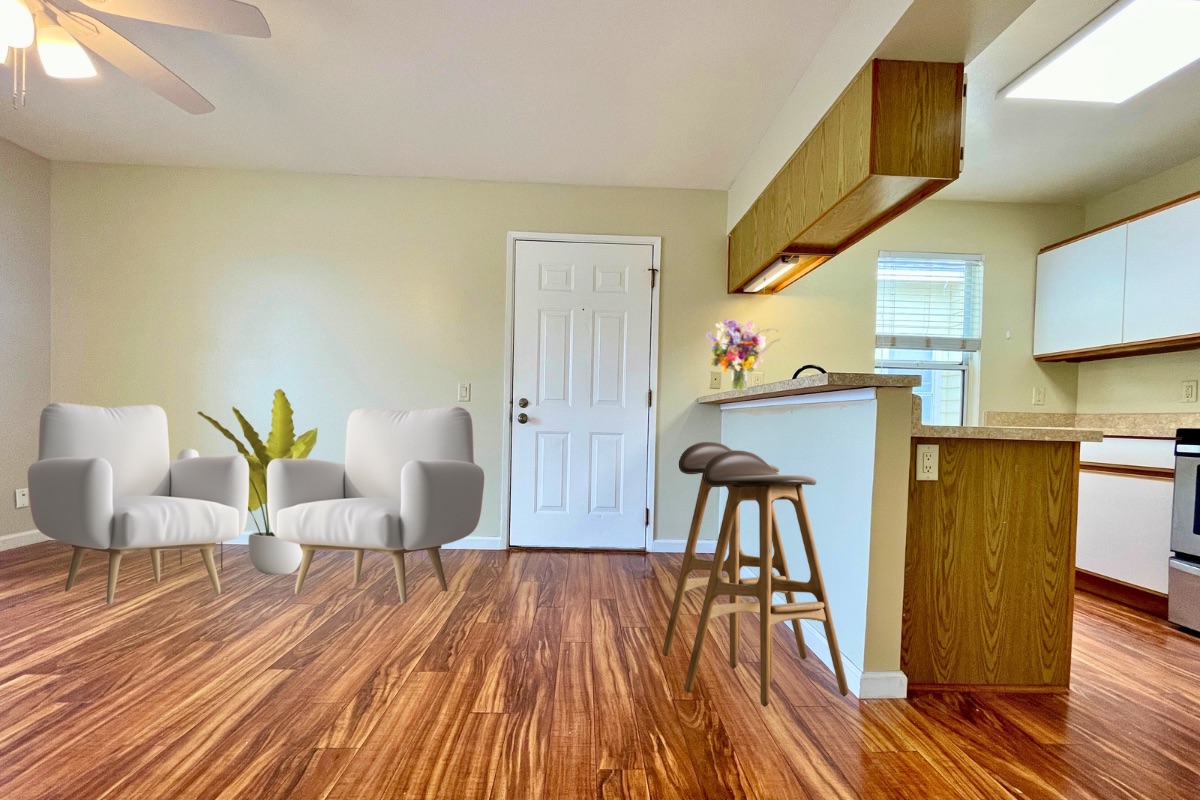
[874,251,984,426]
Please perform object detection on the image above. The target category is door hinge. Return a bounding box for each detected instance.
[645,508,650,526]
[647,389,653,406]
[649,268,659,289]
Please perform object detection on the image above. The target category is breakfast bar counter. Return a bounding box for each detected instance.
[698,374,1101,697]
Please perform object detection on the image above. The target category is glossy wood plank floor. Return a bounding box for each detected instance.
[2,543,1199,799]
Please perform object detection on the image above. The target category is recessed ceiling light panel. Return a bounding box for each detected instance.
[1003,0,1200,103]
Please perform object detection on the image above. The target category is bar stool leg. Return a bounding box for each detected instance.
[727,506,741,668]
[684,487,741,693]
[758,487,774,706]
[769,506,808,660]
[664,480,712,655]
[791,486,849,696]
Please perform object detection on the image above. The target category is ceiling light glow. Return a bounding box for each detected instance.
[0,0,34,49]
[1003,0,1200,103]
[37,23,97,80]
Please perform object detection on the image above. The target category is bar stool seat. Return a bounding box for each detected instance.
[664,444,790,656]
[683,451,849,705]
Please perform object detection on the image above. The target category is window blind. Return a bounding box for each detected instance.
[875,251,983,352]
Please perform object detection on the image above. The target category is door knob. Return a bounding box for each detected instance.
[518,398,529,408]
[516,413,529,424]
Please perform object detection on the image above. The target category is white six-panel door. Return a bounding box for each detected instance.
[509,239,654,549]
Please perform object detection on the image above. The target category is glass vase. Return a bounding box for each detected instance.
[733,370,747,390]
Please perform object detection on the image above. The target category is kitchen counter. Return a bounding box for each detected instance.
[698,373,919,405]
[986,411,1200,439]
[913,399,1103,442]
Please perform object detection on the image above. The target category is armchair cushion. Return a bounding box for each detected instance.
[170,456,250,533]
[275,498,402,550]
[345,407,473,499]
[28,457,114,549]
[112,496,240,549]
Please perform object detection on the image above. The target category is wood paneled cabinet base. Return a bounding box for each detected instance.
[902,438,1079,692]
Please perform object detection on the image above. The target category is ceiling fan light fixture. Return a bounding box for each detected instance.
[0,0,34,49]
[36,22,97,79]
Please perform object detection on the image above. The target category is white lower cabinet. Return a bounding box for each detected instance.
[1076,438,1175,593]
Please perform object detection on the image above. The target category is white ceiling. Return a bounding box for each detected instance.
[0,0,850,190]
[943,0,1200,203]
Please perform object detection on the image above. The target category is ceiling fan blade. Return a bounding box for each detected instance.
[47,9,215,114]
[74,0,270,38]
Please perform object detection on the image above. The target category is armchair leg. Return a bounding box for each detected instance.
[200,547,221,595]
[295,547,315,595]
[427,548,447,591]
[390,551,407,602]
[353,550,364,586]
[66,546,85,592]
[150,549,162,583]
[106,551,123,604]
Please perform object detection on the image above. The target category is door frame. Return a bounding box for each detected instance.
[500,232,662,551]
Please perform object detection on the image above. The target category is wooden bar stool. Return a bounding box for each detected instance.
[683,451,849,705]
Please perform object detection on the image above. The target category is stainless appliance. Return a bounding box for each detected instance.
[1169,428,1200,631]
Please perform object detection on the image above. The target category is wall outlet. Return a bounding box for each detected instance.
[14,488,29,509]
[709,372,722,390]
[1183,379,1198,404]
[751,371,766,386]
[457,382,471,402]
[916,445,939,481]
[1032,386,1046,406]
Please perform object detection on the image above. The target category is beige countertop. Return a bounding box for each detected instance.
[986,411,1200,440]
[912,398,1102,442]
[697,372,919,405]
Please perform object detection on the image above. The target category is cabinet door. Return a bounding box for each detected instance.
[1033,225,1127,356]
[1077,471,1173,593]
[1124,196,1200,343]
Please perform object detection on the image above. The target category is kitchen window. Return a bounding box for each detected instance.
[875,251,983,426]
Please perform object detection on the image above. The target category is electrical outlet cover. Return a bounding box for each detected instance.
[14,488,29,509]
[1183,379,1198,403]
[709,372,722,390]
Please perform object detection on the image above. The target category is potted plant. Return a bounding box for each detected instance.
[200,390,317,575]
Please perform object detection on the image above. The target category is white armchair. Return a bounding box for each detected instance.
[267,407,484,600]
[28,404,249,603]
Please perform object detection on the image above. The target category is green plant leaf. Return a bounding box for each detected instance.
[247,457,267,514]
[266,389,296,460]
[232,407,271,466]
[289,428,318,459]
[198,412,251,459]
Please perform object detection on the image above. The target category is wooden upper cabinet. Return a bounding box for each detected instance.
[727,60,964,294]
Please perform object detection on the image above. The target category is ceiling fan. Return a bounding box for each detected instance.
[0,0,270,113]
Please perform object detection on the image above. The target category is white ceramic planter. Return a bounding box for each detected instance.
[248,534,303,575]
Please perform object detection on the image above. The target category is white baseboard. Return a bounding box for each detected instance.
[792,619,907,699]
[857,671,909,699]
[647,539,717,554]
[0,530,50,551]
[442,537,505,551]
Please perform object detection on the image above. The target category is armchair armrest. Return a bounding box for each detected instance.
[170,456,250,533]
[28,457,114,549]
[266,459,346,532]
[400,460,485,550]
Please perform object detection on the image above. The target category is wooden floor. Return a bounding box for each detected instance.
[1,544,1199,799]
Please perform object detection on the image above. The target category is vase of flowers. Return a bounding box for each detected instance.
[708,319,771,390]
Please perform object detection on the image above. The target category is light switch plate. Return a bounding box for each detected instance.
[916,445,939,481]
[14,488,29,509]
[709,372,722,390]
[457,383,471,403]
[1183,380,1198,403]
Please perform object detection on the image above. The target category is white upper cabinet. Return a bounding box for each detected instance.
[1123,196,1200,343]
[1033,225,1127,356]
